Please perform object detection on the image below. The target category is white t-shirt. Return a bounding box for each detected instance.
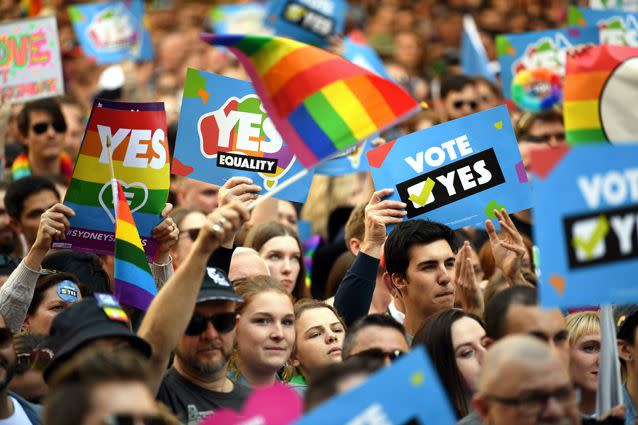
[0,396,32,425]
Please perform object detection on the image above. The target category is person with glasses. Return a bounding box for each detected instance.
[342,314,409,367]
[13,98,73,183]
[472,335,580,425]
[413,308,487,419]
[439,75,481,122]
[8,333,52,405]
[137,201,250,425]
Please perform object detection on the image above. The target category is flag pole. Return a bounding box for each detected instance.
[105,135,119,217]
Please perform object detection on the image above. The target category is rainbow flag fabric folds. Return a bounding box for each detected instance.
[114,182,156,311]
[564,45,638,145]
[201,34,421,168]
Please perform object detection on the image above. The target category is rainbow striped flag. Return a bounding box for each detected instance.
[201,34,421,168]
[114,181,156,311]
[564,45,638,145]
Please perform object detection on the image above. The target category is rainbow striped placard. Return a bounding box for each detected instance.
[53,99,170,260]
[201,34,421,168]
[114,181,156,310]
[564,45,638,144]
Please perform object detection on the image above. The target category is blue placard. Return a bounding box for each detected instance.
[496,27,599,100]
[531,145,638,308]
[570,6,638,46]
[342,35,391,79]
[264,0,347,46]
[210,3,271,35]
[590,0,638,12]
[315,137,374,176]
[367,106,531,230]
[293,347,456,425]
[67,0,154,64]
[172,69,314,203]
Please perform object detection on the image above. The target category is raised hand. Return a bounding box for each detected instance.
[197,201,250,254]
[360,188,407,259]
[219,176,261,208]
[152,203,179,264]
[454,241,484,317]
[485,208,527,284]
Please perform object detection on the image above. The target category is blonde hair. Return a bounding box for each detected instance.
[565,311,600,347]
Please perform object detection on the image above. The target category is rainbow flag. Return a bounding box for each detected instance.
[564,45,638,145]
[114,181,156,311]
[201,34,421,168]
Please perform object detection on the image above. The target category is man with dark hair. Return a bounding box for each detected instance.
[14,98,73,182]
[385,219,459,338]
[439,74,480,121]
[342,314,409,366]
[4,176,59,255]
[0,181,18,257]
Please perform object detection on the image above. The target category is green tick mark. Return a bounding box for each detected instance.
[408,178,435,207]
[572,215,609,260]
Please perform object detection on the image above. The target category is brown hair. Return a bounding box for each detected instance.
[515,110,564,140]
[344,204,366,244]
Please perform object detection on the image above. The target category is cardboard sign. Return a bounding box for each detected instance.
[367,106,531,229]
[496,27,599,102]
[68,0,154,64]
[569,6,638,46]
[0,16,64,103]
[264,0,347,46]
[210,3,271,35]
[531,145,638,308]
[172,69,314,203]
[590,0,638,11]
[316,137,374,176]
[54,100,170,260]
[294,347,456,425]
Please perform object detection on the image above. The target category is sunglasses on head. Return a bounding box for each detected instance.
[16,348,53,374]
[104,414,169,425]
[350,348,405,362]
[32,121,67,135]
[0,328,12,348]
[185,312,237,336]
[453,100,478,111]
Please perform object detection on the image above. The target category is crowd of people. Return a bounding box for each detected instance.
[0,0,634,424]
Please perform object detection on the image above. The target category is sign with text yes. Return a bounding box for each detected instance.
[368,106,532,229]
[54,100,170,260]
[173,69,313,203]
[531,145,638,308]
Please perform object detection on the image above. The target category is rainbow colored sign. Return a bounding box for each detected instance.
[0,16,64,103]
[53,99,170,260]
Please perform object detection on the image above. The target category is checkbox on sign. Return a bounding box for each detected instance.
[571,215,609,262]
[407,178,436,208]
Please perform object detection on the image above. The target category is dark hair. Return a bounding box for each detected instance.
[484,286,537,340]
[44,347,150,425]
[27,272,82,316]
[343,314,407,357]
[412,308,485,419]
[384,220,458,278]
[17,97,66,138]
[42,251,111,295]
[5,176,59,220]
[440,74,476,100]
[344,204,366,244]
[304,356,383,411]
[515,110,564,140]
[245,221,308,300]
[325,251,355,298]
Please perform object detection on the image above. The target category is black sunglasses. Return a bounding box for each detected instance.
[104,414,169,425]
[32,121,67,135]
[523,133,566,144]
[0,328,12,349]
[185,312,237,336]
[16,348,53,374]
[453,100,478,111]
[351,348,405,362]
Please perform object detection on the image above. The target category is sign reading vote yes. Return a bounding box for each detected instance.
[172,69,313,203]
[531,145,638,308]
[368,106,532,229]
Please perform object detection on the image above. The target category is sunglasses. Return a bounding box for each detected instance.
[104,414,169,425]
[185,312,237,336]
[32,121,67,135]
[16,348,54,374]
[351,348,405,362]
[523,133,566,144]
[0,328,12,348]
[453,100,478,111]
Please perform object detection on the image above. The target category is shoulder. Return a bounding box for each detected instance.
[9,392,42,425]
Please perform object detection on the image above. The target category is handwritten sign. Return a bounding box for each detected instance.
[0,16,64,103]
[368,106,531,229]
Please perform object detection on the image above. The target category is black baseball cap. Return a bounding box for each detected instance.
[197,267,243,304]
[614,305,638,340]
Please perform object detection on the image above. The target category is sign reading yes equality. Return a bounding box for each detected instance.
[531,145,638,308]
[368,106,532,229]
[54,100,170,261]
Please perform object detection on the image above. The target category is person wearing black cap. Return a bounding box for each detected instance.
[138,201,250,425]
[615,305,638,425]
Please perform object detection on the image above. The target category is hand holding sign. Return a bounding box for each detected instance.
[360,189,407,259]
[198,202,250,254]
[454,241,484,317]
[219,176,262,207]
[34,203,76,249]
[486,208,529,285]
[152,203,179,264]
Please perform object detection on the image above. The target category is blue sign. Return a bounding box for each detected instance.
[67,0,154,64]
[264,0,347,46]
[531,145,638,308]
[569,6,638,46]
[173,69,314,203]
[461,15,495,82]
[367,105,532,230]
[496,27,599,100]
[293,347,456,425]
[210,3,271,36]
[316,137,374,176]
[342,34,391,79]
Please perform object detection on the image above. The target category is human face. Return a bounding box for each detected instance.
[452,316,487,394]
[259,236,301,294]
[444,85,480,120]
[25,110,65,160]
[173,211,206,268]
[236,291,295,375]
[25,284,82,335]
[569,333,600,393]
[277,201,298,230]
[398,240,456,321]
[0,316,16,392]
[476,81,500,111]
[81,381,160,425]
[505,306,569,369]
[0,189,17,254]
[16,189,59,247]
[519,120,566,171]
[61,103,85,160]
[292,307,345,376]
[394,33,421,71]
[174,302,237,380]
[347,325,409,366]
[182,180,219,214]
